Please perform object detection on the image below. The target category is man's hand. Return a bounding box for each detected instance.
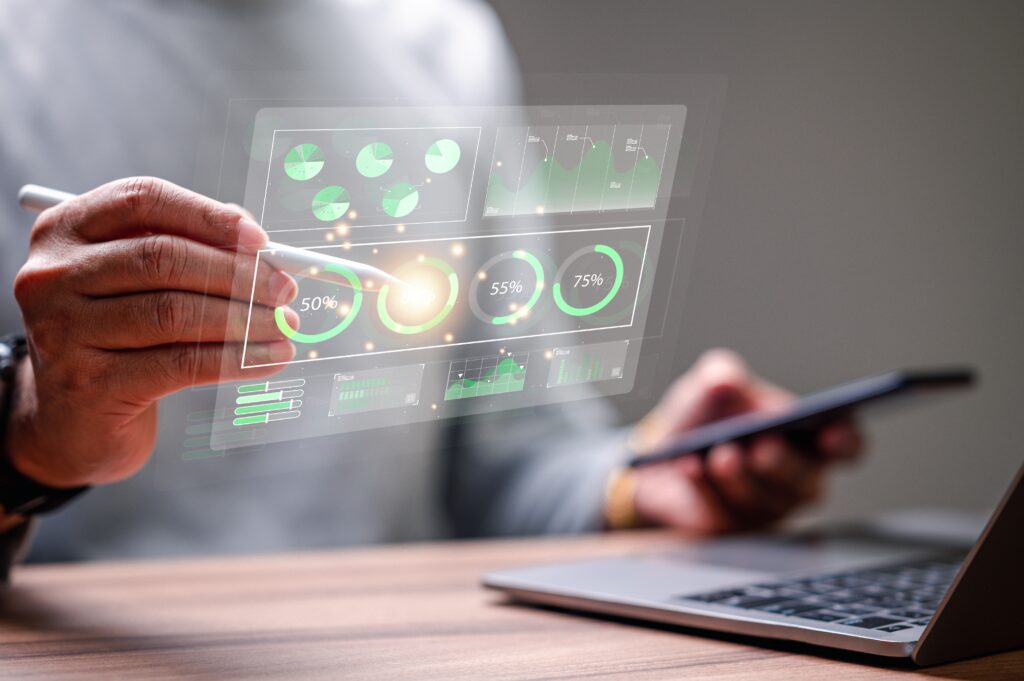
[625,349,862,534]
[7,178,298,489]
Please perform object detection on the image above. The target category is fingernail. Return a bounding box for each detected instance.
[236,216,268,252]
[271,270,298,306]
[280,306,300,332]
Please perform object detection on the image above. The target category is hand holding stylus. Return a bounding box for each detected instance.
[7,177,298,488]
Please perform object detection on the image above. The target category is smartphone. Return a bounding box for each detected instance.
[628,368,975,468]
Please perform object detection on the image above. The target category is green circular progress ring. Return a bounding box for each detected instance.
[552,244,624,317]
[470,249,545,325]
[274,263,363,344]
[377,257,458,334]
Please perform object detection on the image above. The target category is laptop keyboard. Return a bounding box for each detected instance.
[675,554,965,634]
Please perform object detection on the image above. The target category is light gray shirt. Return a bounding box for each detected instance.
[0,0,629,564]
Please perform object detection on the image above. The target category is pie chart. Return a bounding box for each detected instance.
[356,142,394,178]
[283,143,325,181]
[382,183,419,218]
[425,139,461,174]
[311,185,351,222]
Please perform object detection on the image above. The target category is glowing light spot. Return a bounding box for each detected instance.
[338,303,351,316]
[451,243,464,256]
[499,347,506,355]
[509,303,519,311]
[544,350,554,360]
[372,248,379,255]
[364,341,375,351]
[536,205,545,214]
[425,177,432,184]
[308,350,318,359]
[309,267,320,276]
[399,282,436,306]
[342,241,352,250]
[325,232,335,242]
[416,254,426,263]
[396,224,406,233]
[476,270,487,280]
[335,224,349,236]
[444,333,454,342]
[364,280,375,289]
[496,160,503,167]
[348,210,358,219]
[431,403,438,410]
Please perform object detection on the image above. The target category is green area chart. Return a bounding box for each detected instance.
[444,356,528,401]
[484,131,666,216]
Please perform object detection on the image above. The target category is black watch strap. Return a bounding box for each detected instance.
[0,334,89,517]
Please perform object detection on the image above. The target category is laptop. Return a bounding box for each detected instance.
[483,462,1024,665]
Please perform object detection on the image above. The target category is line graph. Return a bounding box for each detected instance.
[444,352,529,400]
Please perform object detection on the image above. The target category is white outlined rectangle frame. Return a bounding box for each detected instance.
[241,224,653,368]
[259,126,482,233]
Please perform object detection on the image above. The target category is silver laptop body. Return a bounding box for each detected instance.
[483,463,1024,665]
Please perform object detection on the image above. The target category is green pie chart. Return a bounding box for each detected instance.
[283,143,325,181]
[311,185,350,222]
[356,142,394,178]
[382,183,419,218]
[425,138,461,174]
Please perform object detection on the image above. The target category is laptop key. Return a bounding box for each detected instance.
[877,624,915,633]
[756,600,822,616]
[888,608,932,619]
[729,595,795,609]
[678,589,746,603]
[841,616,905,629]
[823,591,863,604]
[797,610,847,622]
[828,604,879,616]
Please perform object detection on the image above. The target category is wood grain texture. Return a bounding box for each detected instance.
[0,531,1020,680]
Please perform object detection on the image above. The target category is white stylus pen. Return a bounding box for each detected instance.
[17,184,404,290]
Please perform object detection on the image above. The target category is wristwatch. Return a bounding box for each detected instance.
[0,334,89,517]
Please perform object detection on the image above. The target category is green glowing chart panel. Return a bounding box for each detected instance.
[546,340,629,388]
[241,224,654,369]
[484,123,675,217]
[444,352,529,401]
[260,127,480,232]
[328,364,425,417]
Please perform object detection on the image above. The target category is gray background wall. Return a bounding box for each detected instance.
[490,0,1024,519]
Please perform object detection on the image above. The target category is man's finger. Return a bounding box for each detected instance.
[47,177,267,252]
[112,341,295,400]
[818,421,863,461]
[749,436,823,504]
[71,236,296,306]
[708,440,770,516]
[83,293,297,348]
[675,456,742,533]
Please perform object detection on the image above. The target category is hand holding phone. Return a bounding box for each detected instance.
[629,368,974,468]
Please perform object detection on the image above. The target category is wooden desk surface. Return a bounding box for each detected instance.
[1,531,1021,680]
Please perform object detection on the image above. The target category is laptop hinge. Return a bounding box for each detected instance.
[912,462,1024,666]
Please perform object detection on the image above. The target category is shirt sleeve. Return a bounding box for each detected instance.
[443,398,632,537]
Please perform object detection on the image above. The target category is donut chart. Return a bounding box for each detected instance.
[377,257,459,335]
[274,263,363,344]
[552,244,625,317]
